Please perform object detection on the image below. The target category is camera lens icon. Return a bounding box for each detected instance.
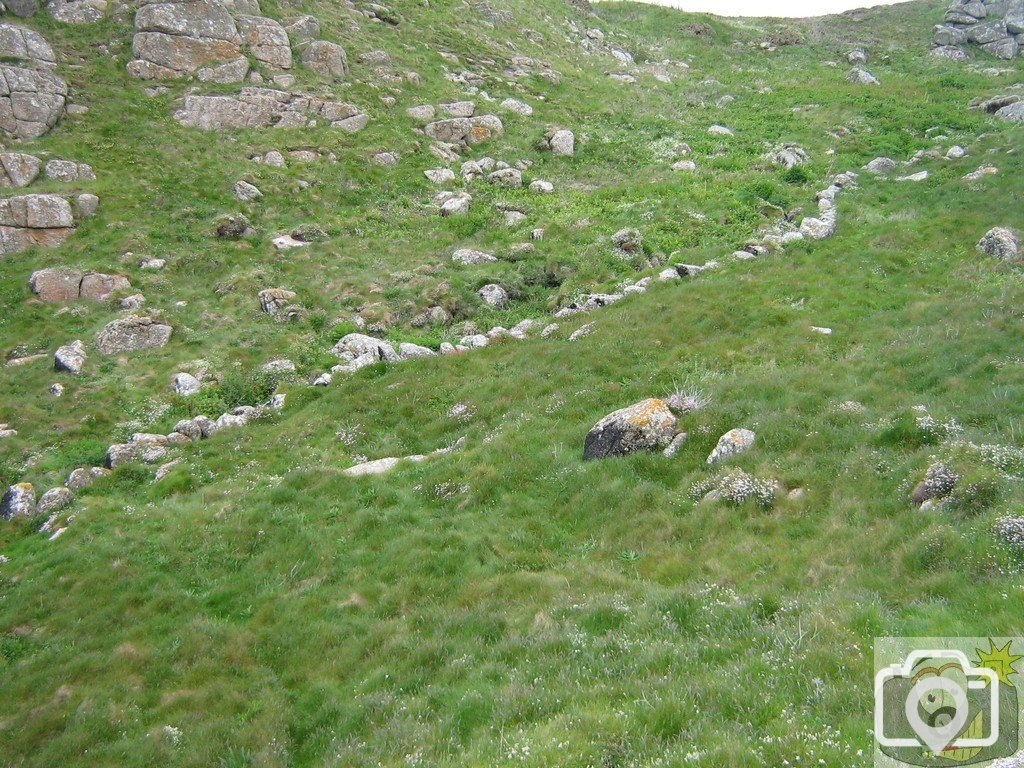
[875,649,1002,757]
[905,675,971,755]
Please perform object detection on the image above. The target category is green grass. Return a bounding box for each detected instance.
[2,0,1024,765]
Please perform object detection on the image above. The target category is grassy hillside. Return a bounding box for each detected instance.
[2,0,1024,765]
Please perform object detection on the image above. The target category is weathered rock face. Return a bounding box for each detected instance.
[0,65,68,139]
[174,87,368,131]
[933,0,1024,59]
[237,14,291,68]
[0,194,75,254]
[44,159,95,182]
[30,268,130,302]
[95,315,173,354]
[298,39,347,77]
[0,152,42,189]
[54,339,86,374]
[583,399,677,461]
[424,115,503,146]
[129,1,245,79]
[47,0,108,25]
[0,23,56,67]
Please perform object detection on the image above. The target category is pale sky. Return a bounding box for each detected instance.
[596,0,913,18]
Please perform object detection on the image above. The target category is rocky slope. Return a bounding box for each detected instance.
[0,0,1022,765]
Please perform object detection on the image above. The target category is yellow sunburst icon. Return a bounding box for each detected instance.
[975,639,1023,687]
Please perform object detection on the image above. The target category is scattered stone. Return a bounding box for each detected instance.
[258,287,296,316]
[0,483,35,519]
[529,179,554,193]
[708,124,733,136]
[76,193,99,217]
[946,145,967,159]
[233,180,262,200]
[373,151,399,166]
[175,88,368,131]
[30,268,130,303]
[477,283,508,307]
[487,168,522,187]
[54,340,86,374]
[48,382,64,396]
[997,101,1024,122]
[671,160,697,172]
[978,227,1019,261]
[545,129,575,156]
[568,322,593,341]
[848,67,880,85]
[215,213,252,238]
[439,192,471,216]
[171,372,201,396]
[95,316,173,355]
[66,467,109,490]
[139,257,165,270]
[424,168,456,184]
[44,159,95,182]
[501,98,533,116]
[896,171,929,182]
[452,248,496,265]
[864,157,897,173]
[770,143,808,168]
[707,428,756,464]
[583,398,677,461]
[663,432,688,458]
[398,342,436,358]
[406,104,435,121]
[439,100,475,118]
[963,164,999,181]
[36,486,72,514]
[0,151,41,188]
[847,49,867,64]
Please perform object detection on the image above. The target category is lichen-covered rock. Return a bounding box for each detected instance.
[706,428,756,465]
[546,128,575,155]
[933,1,1023,59]
[95,315,173,355]
[477,283,508,307]
[978,227,1019,261]
[0,193,75,254]
[299,40,347,77]
[848,67,880,85]
[66,466,109,490]
[0,65,68,139]
[258,287,295,315]
[0,23,55,67]
[54,339,86,374]
[0,482,35,519]
[236,15,291,69]
[36,486,73,514]
[583,398,677,461]
[0,151,41,188]
[174,88,368,131]
[128,1,243,80]
[171,372,201,395]
[44,159,96,182]
[331,333,400,363]
[30,268,129,302]
[452,248,496,265]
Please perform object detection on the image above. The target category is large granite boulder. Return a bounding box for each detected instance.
[0,65,68,139]
[129,1,244,79]
[583,399,677,461]
[95,315,173,354]
[0,23,56,67]
[0,193,74,254]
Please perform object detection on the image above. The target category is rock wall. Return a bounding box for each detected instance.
[933,0,1024,60]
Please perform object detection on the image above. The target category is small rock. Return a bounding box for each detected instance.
[452,248,496,265]
[978,227,1019,261]
[706,428,756,465]
[48,382,64,396]
[529,179,553,193]
[848,67,879,85]
[171,372,201,396]
[477,284,508,307]
[233,180,262,201]
[663,432,688,458]
[54,339,86,374]
[425,168,455,183]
